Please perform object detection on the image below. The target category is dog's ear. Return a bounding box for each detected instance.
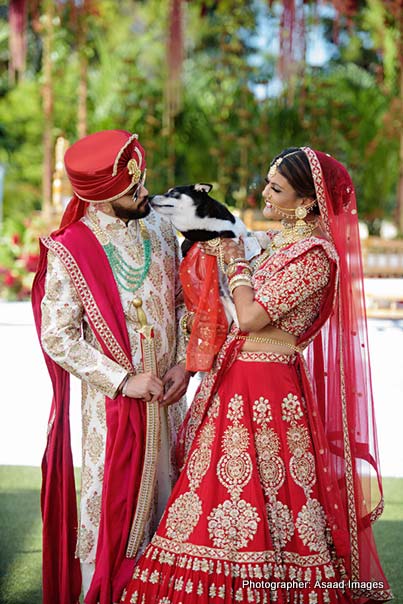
[194,183,213,194]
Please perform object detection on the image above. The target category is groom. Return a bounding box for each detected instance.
[32,129,189,604]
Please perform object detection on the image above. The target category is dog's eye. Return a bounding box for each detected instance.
[168,191,181,199]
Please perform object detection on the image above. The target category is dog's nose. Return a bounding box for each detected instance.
[149,195,166,205]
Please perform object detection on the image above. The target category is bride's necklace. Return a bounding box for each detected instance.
[88,213,152,293]
[271,219,317,251]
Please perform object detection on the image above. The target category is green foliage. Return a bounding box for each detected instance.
[363,0,399,92]
[0,0,400,231]
[0,80,43,218]
[300,63,398,219]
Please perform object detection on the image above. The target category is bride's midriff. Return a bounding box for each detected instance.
[238,325,298,355]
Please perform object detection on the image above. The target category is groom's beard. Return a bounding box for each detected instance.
[111,196,151,221]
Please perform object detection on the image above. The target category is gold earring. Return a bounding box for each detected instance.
[295,206,307,221]
[295,205,310,236]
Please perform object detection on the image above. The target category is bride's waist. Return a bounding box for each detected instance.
[234,331,302,355]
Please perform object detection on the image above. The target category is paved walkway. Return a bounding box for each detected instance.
[0,298,402,476]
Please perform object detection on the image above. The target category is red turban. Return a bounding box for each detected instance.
[59,130,146,229]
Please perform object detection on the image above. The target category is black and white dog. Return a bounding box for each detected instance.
[150,183,248,251]
[150,183,262,325]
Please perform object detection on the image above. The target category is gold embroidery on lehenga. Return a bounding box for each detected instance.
[226,393,244,421]
[238,351,294,364]
[282,393,304,423]
[208,498,260,551]
[255,427,285,492]
[217,446,253,496]
[151,534,333,566]
[222,423,249,455]
[253,397,273,425]
[281,392,329,554]
[208,394,259,550]
[287,425,310,455]
[165,395,220,542]
[287,425,316,491]
[164,491,203,542]
[296,499,328,553]
[267,500,295,549]
[253,393,296,561]
[290,452,316,492]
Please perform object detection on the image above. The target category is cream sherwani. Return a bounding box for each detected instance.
[40,205,187,574]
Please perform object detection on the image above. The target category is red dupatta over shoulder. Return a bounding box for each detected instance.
[32,221,157,604]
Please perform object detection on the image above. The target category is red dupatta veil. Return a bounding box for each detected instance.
[301,148,390,600]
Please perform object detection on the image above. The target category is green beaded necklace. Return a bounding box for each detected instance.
[90,215,152,293]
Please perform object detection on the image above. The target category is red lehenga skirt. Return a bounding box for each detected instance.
[121,351,351,604]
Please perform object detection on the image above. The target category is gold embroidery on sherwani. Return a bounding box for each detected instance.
[87,428,103,464]
[207,394,259,551]
[78,526,95,560]
[41,206,187,564]
[81,465,93,497]
[42,237,133,375]
[86,491,102,525]
[165,395,220,542]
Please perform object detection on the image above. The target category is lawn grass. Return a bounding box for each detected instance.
[0,467,402,604]
[372,477,403,602]
[0,466,42,604]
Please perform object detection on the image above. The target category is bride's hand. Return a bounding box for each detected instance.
[201,238,246,264]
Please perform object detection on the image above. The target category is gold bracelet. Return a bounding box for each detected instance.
[227,256,247,264]
[227,258,249,268]
[235,335,302,353]
[204,238,226,272]
[180,311,194,341]
[229,279,253,295]
[228,274,253,286]
[218,241,226,273]
[226,264,252,278]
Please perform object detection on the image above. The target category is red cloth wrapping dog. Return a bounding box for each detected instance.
[180,244,228,372]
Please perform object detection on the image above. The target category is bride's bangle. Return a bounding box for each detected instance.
[228,274,253,295]
[180,311,194,340]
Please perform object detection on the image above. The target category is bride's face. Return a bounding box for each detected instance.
[262,170,303,220]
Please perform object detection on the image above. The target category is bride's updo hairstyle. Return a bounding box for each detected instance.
[270,148,316,197]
